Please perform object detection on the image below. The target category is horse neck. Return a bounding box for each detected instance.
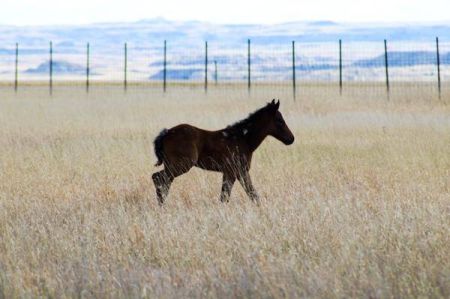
[244,120,270,152]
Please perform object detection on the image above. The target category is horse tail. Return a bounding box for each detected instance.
[153,128,169,166]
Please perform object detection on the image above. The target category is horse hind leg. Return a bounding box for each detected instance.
[152,138,199,205]
[152,159,196,205]
[152,169,173,205]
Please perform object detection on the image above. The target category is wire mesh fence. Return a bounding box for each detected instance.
[1,38,449,98]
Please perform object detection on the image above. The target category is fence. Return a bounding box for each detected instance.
[1,38,449,98]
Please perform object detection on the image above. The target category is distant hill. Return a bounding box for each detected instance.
[150,68,202,80]
[353,51,450,67]
[26,60,85,74]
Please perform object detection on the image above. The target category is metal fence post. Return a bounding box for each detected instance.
[436,37,441,99]
[86,42,90,92]
[163,40,167,92]
[14,43,18,92]
[49,41,53,95]
[247,39,251,92]
[124,42,127,91]
[205,41,208,92]
[292,40,296,100]
[214,60,218,85]
[384,39,390,96]
[339,39,343,95]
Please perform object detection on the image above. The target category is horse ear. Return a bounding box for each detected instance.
[267,99,279,113]
[275,100,280,110]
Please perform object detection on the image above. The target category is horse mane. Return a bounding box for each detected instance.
[224,103,272,137]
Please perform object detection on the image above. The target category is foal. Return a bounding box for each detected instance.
[152,99,294,205]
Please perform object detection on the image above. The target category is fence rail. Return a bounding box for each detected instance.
[2,38,450,97]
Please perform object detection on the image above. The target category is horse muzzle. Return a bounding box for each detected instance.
[283,136,295,145]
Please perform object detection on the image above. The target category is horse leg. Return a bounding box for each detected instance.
[219,172,236,203]
[152,169,173,205]
[238,170,260,204]
[152,160,195,205]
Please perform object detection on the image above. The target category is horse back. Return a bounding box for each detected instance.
[156,124,205,165]
[159,124,249,172]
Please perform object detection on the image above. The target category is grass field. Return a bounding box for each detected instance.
[0,84,449,298]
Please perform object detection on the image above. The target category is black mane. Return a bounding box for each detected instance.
[224,103,272,137]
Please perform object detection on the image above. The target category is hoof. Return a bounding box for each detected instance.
[219,197,230,203]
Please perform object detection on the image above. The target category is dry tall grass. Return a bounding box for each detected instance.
[0,84,449,298]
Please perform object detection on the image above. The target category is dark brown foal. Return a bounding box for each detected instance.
[152,99,294,205]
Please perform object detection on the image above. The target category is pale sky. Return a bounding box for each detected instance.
[2,0,450,26]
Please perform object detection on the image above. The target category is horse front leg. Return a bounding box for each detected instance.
[219,172,236,203]
[238,170,260,204]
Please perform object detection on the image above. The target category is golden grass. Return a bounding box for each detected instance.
[0,84,449,298]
